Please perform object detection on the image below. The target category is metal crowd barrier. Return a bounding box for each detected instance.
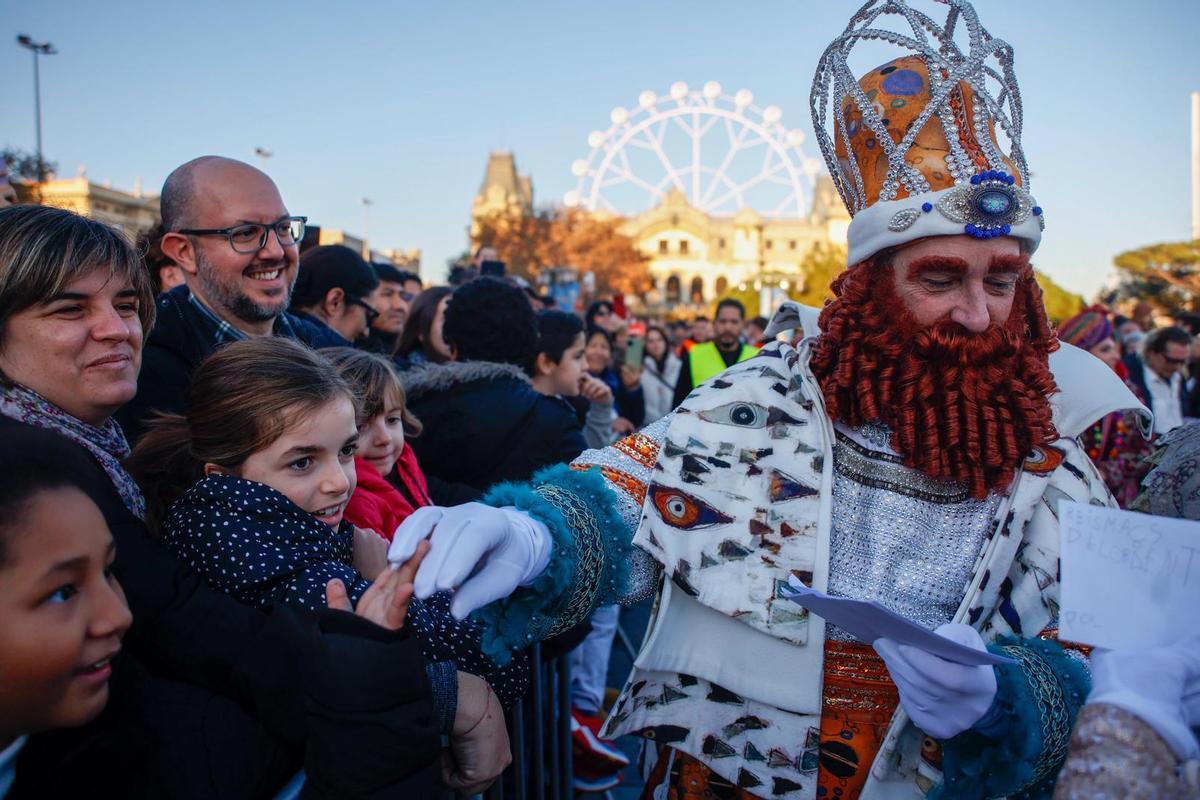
[450,607,649,799]
[442,642,572,800]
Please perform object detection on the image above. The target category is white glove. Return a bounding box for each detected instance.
[388,503,552,620]
[1185,679,1200,729]
[1087,639,1200,761]
[874,623,998,740]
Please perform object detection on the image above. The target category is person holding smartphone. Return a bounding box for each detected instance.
[584,326,644,435]
[639,324,681,424]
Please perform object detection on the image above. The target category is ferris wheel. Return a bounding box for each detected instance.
[564,81,822,219]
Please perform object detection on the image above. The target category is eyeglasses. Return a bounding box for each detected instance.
[1162,354,1187,366]
[348,297,380,325]
[177,216,307,254]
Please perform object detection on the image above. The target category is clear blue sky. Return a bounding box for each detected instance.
[4,1,1197,296]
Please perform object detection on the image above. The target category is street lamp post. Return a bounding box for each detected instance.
[755,221,768,315]
[253,147,272,172]
[16,35,57,182]
[361,197,374,257]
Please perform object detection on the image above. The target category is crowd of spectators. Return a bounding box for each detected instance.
[1057,305,1200,506]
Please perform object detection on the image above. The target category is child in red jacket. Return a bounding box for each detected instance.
[325,349,433,540]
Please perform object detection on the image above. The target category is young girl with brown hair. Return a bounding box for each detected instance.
[322,348,433,540]
[128,338,528,720]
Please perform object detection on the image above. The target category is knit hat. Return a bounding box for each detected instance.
[1058,307,1115,351]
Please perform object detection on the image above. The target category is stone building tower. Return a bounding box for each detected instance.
[470,151,533,238]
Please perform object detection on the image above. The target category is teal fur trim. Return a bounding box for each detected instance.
[934,636,1091,800]
[475,464,631,665]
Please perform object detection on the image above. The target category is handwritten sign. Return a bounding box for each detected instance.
[1060,502,1200,650]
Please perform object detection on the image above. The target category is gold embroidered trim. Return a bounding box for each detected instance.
[822,640,899,712]
[999,644,1073,792]
[531,483,606,638]
[614,431,660,469]
[572,463,648,506]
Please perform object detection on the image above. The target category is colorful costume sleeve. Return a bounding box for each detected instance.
[934,635,1092,800]
[474,417,673,664]
[1053,704,1196,800]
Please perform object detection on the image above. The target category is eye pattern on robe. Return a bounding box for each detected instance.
[631,725,690,744]
[768,469,819,502]
[648,484,734,529]
[1022,444,1064,474]
[697,401,804,429]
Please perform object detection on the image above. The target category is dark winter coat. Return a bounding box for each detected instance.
[0,416,440,799]
[359,327,398,355]
[402,360,590,503]
[115,285,346,442]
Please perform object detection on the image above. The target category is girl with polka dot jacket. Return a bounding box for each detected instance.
[128,338,529,714]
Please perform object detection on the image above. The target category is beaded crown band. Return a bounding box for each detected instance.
[810,0,1043,265]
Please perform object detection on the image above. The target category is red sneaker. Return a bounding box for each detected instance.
[573,763,623,793]
[571,707,631,773]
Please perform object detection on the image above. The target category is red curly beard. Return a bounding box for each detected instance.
[808,256,1059,499]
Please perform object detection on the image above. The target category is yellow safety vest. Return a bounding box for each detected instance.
[690,341,759,387]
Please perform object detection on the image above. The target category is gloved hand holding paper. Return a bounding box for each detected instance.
[781,576,1014,667]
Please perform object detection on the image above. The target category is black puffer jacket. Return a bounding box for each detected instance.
[403,360,588,504]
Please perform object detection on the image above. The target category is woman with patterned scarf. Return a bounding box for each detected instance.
[1057,307,1152,507]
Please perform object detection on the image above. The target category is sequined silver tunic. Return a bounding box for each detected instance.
[826,423,1000,639]
[1053,704,1198,800]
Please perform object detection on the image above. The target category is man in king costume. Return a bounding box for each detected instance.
[390,1,1150,796]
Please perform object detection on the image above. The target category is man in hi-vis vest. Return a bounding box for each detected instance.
[671,298,759,408]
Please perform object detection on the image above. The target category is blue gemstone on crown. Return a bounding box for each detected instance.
[936,169,1036,238]
[976,189,1013,217]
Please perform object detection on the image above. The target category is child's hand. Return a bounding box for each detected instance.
[579,374,613,405]
[326,540,429,631]
[351,525,390,580]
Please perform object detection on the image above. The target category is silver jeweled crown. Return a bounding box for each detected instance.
[810,0,1033,222]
